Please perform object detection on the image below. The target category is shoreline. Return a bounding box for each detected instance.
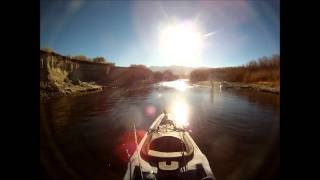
[40,81,103,102]
[40,79,279,102]
[40,82,157,102]
[194,81,280,94]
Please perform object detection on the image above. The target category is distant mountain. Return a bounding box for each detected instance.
[148,65,195,78]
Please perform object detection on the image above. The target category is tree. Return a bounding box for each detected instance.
[93,56,107,63]
[153,71,163,81]
[72,55,90,61]
[130,64,147,68]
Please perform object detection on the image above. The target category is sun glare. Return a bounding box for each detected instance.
[170,100,189,127]
[161,79,191,91]
[159,20,204,66]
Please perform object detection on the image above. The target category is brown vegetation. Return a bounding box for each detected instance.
[154,70,179,82]
[92,56,108,64]
[72,55,91,61]
[40,48,179,100]
[112,65,179,87]
[190,54,280,83]
[41,47,53,53]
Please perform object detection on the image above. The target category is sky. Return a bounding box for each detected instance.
[40,0,280,68]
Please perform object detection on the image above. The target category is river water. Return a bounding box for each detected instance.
[40,80,279,180]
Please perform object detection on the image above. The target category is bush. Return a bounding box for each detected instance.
[130,64,147,68]
[93,57,107,63]
[190,54,280,83]
[153,71,163,81]
[117,65,154,86]
[72,55,90,61]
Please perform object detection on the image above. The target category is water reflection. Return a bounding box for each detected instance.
[210,87,214,104]
[170,97,190,126]
[41,80,279,180]
[160,79,192,91]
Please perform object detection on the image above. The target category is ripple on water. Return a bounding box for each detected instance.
[41,81,279,180]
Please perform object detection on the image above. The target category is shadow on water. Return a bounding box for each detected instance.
[41,82,279,180]
[192,88,279,180]
[41,88,155,180]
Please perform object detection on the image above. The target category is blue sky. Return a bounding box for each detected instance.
[40,0,279,67]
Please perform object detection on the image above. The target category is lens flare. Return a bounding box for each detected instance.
[144,105,156,117]
[115,130,146,163]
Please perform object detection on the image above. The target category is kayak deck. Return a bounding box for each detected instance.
[123,112,215,180]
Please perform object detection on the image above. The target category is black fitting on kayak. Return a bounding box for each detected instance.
[163,110,167,115]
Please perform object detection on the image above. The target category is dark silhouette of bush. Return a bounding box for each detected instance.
[115,64,154,86]
[162,70,179,81]
[93,57,107,64]
[153,71,163,81]
[152,70,178,82]
[72,55,91,61]
[130,64,148,68]
[113,65,179,87]
[190,68,210,82]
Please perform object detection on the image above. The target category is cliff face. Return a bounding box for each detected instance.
[40,50,116,99]
[40,50,114,85]
[40,50,169,99]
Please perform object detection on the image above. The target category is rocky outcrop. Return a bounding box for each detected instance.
[40,50,176,100]
[40,50,114,84]
[40,50,115,100]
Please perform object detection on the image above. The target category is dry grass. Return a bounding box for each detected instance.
[190,54,280,83]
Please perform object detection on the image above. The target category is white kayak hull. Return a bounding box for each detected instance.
[123,113,215,180]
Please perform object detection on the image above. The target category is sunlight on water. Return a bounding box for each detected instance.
[169,98,190,127]
[160,79,191,91]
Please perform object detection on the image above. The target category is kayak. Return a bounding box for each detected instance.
[123,111,215,180]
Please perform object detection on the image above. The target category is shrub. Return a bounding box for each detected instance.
[93,57,107,63]
[72,55,90,61]
[190,54,280,83]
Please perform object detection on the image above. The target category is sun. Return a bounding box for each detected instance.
[159,20,204,66]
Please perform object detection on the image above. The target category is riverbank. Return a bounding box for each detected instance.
[40,81,103,101]
[40,79,165,101]
[194,81,280,94]
[40,49,179,101]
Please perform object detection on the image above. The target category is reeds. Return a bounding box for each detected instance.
[190,54,280,83]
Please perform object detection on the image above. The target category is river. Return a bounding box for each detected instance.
[40,79,279,180]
